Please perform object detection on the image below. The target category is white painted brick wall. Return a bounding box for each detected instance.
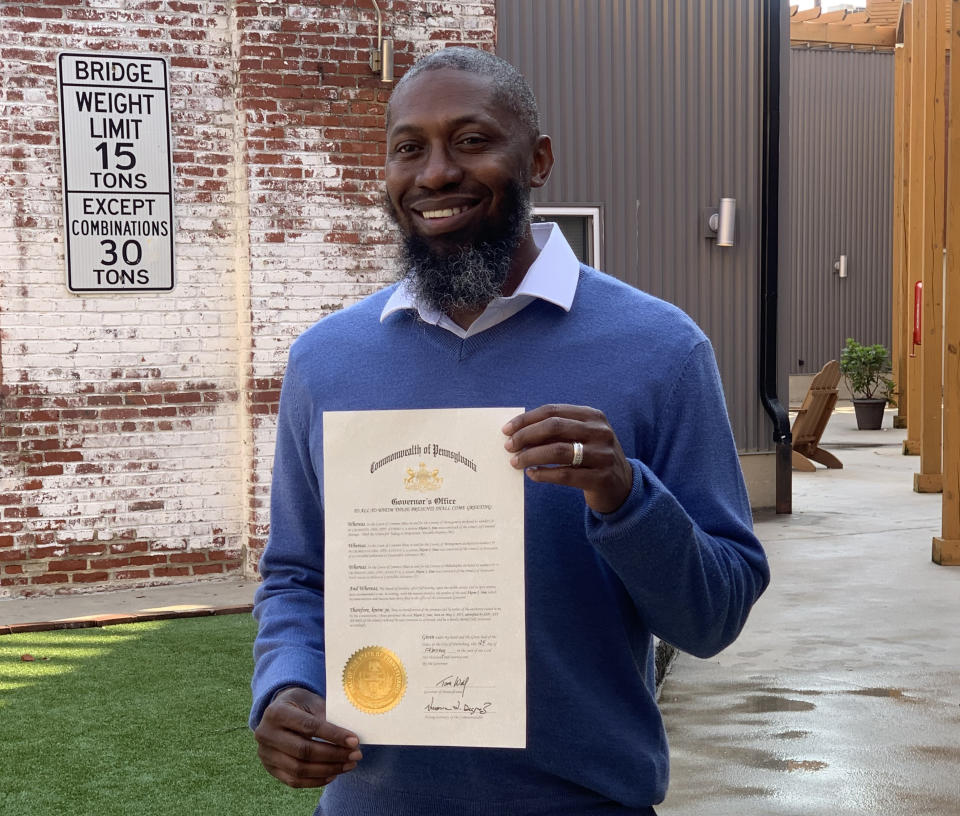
[0,0,496,595]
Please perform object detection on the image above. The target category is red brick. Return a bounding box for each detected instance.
[21,411,59,423]
[192,563,224,575]
[47,559,87,571]
[31,546,68,561]
[5,506,41,519]
[110,541,149,554]
[115,569,151,580]
[31,572,71,584]
[170,552,207,564]
[67,544,105,556]
[22,438,60,451]
[153,566,190,577]
[163,392,202,404]
[23,6,64,18]
[26,465,63,477]
[100,408,139,420]
[87,395,123,407]
[44,451,84,463]
[1,577,28,588]
[129,500,164,512]
[219,559,243,572]
[89,557,130,570]
[129,554,167,567]
[72,571,109,584]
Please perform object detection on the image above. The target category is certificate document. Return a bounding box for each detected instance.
[322,408,526,748]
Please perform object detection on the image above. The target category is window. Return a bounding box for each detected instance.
[532,206,603,268]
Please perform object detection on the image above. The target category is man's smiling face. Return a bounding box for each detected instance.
[384,67,536,256]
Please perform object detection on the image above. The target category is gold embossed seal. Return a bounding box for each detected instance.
[342,646,407,714]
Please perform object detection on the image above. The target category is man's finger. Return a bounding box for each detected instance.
[503,417,588,456]
[267,695,360,749]
[310,716,361,749]
[501,403,594,436]
[258,742,358,780]
[260,757,338,789]
[257,723,361,765]
[510,441,582,470]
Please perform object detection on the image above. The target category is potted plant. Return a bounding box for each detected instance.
[839,338,896,430]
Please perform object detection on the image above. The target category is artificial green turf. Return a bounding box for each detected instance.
[0,615,321,816]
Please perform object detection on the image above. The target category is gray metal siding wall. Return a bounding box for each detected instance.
[497,0,770,452]
[788,49,894,376]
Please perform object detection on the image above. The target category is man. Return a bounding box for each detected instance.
[251,47,769,815]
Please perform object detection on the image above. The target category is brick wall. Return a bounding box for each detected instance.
[0,0,495,597]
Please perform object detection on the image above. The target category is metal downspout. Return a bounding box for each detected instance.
[760,0,792,513]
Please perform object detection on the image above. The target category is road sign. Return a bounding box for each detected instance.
[57,52,175,292]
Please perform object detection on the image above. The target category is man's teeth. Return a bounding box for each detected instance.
[421,206,468,219]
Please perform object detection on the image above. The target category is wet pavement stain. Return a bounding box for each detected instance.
[724,746,829,773]
[758,687,824,696]
[777,759,828,772]
[721,786,775,798]
[846,687,918,702]
[913,745,960,762]
[729,695,817,713]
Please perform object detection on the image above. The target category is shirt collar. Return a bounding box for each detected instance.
[380,222,581,324]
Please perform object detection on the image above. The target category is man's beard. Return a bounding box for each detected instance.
[390,180,531,315]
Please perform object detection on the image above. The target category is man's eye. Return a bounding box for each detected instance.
[394,143,420,154]
[458,135,487,147]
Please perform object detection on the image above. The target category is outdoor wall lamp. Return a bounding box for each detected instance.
[368,0,394,83]
[834,254,848,278]
[704,197,736,247]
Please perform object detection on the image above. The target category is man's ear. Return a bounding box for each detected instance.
[529,134,554,189]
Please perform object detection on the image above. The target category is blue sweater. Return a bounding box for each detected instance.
[251,267,769,815]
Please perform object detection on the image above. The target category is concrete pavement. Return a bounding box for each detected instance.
[0,576,255,631]
[658,406,960,815]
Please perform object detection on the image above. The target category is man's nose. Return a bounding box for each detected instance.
[416,145,463,189]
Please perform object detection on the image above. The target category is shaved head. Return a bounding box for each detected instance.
[387,47,540,144]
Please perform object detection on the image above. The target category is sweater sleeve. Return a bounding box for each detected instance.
[584,339,770,658]
[249,357,328,728]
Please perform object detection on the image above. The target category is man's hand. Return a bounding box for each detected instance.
[254,687,362,789]
[502,404,634,514]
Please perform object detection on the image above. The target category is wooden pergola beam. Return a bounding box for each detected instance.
[892,42,907,429]
[790,23,898,49]
[934,0,960,564]
[792,8,824,23]
[915,0,947,495]
[904,0,925,456]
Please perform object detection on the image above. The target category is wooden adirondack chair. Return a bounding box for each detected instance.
[791,360,843,471]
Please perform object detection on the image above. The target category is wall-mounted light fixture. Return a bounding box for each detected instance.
[703,197,736,247]
[834,254,848,278]
[368,0,394,83]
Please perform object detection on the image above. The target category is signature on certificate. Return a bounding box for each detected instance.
[435,674,470,696]
[425,697,492,716]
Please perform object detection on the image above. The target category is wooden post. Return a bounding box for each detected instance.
[934,0,960,564]
[893,39,909,429]
[914,0,946,494]
[904,0,925,456]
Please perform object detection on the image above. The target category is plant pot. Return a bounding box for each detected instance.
[853,398,886,430]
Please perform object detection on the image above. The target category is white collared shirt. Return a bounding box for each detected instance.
[380,222,580,338]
